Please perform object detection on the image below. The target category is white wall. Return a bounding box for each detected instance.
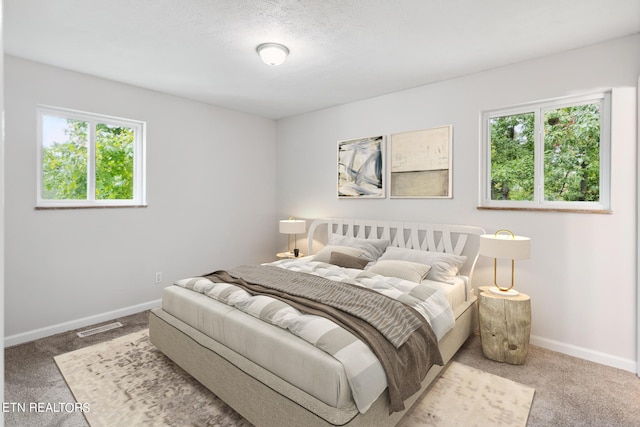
[1,0,6,419]
[276,35,640,371]
[4,35,639,372]
[4,56,278,343]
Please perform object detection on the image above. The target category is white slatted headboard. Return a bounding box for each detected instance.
[307,218,486,283]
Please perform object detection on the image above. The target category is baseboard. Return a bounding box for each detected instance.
[531,334,636,373]
[4,299,161,348]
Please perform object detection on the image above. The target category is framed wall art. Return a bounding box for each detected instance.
[390,125,452,198]
[337,135,384,198]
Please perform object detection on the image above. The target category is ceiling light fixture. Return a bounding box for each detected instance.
[256,43,289,66]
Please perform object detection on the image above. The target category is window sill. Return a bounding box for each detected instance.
[477,206,612,214]
[35,205,148,210]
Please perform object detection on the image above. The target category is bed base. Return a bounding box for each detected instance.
[149,297,477,427]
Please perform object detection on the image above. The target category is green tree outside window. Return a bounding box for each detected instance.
[38,106,144,208]
[42,119,134,200]
[487,98,604,209]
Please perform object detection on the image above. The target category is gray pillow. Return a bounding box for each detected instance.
[328,235,390,261]
[329,252,369,270]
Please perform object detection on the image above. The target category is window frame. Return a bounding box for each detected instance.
[479,92,611,212]
[36,105,147,208]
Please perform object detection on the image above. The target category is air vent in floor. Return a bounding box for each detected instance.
[76,322,123,338]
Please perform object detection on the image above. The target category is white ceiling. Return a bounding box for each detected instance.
[5,0,640,119]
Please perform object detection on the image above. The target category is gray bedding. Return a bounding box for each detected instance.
[204,265,443,413]
[221,265,423,347]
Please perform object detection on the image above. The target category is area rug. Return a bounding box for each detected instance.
[399,361,535,427]
[55,329,534,427]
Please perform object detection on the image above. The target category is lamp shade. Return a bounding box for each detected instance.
[279,219,306,234]
[480,232,530,260]
[257,43,289,66]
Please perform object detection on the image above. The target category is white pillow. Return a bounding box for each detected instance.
[368,260,432,283]
[328,235,390,261]
[313,245,365,263]
[378,246,466,284]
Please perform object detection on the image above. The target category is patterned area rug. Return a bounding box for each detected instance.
[55,329,534,427]
[399,361,535,427]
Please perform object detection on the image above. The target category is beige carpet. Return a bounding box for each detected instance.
[55,329,534,427]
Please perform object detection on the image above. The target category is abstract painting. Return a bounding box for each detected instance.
[390,125,452,198]
[337,136,384,198]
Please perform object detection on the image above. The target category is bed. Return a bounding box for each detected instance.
[149,218,485,426]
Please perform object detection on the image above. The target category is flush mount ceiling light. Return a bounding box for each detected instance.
[256,43,289,66]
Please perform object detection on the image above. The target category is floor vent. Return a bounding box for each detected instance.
[77,322,123,338]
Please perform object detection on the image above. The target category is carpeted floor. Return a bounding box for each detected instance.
[5,310,640,426]
[52,328,534,427]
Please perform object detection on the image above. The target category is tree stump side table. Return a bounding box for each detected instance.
[478,286,531,364]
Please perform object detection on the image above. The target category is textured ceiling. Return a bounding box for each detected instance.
[5,0,640,119]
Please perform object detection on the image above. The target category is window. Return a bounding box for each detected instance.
[480,92,611,212]
[37,106,146,208]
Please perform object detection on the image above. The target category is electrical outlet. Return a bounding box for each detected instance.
[155,272,163,284]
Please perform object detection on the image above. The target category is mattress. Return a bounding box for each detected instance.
[425,276,468,317]
[161,267,465,412]
[161,285,354,409]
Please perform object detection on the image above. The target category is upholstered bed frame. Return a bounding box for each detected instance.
[149,218,485,426]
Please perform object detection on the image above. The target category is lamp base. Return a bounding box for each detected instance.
[488,287,520,297]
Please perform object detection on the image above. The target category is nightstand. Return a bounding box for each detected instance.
[478,286,531,364]
[276,251,304,260]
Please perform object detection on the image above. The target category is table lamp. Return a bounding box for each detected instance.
[479,229,531,296]
[279,217,306,257]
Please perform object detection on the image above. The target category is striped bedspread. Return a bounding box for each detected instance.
[274,258,455,340]
[225,264,423,348]
[174,259,454,413]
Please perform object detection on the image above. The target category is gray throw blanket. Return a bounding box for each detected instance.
[205,265,443,413]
